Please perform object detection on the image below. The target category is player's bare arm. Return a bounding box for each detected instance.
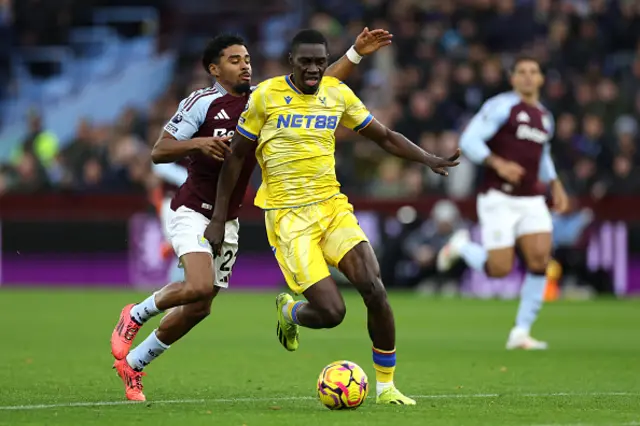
[151,131,232,163]
[324,28,392,81]
[204,132,254,252]
[550,179,569,213]
[359,118,460,176]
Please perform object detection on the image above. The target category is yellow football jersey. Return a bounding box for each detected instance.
[236,75,373,209]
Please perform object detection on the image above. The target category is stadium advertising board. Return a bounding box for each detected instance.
[0,213,637,296]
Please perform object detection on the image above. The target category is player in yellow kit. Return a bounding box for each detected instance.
[206,29,459,405]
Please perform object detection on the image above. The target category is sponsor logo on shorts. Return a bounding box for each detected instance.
[198,235,209,248]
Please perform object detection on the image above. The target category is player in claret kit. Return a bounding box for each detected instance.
[437,56,569,350]
[206,29,460,406]
[110,29,394,401]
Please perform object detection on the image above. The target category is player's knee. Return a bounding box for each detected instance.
[485,261,512,278]
[349,263,388,311]
[360,279,389,311]
[319,304,346,328]
[183,278,215,302]
[525,254,549,275]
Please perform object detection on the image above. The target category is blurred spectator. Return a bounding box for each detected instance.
[8,151,50,193]
[400,200,466,292]
[10,111,59,170]
[60,119,101,187]
[613,115,638,161]
[0,0,12,100]
[563,156,607,199]
[607,155,640,195]
[565,19,605,72]
[368,158,407,199]
[3,0,640,201]
[395,91,442,140]
[573,114,610,164]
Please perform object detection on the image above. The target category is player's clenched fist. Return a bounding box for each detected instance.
[494,158,526,185]
[204,218,225,256]
[194,136,232,161]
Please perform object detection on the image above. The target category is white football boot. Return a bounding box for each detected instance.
[437,229,470,272]
[506,327,548,350]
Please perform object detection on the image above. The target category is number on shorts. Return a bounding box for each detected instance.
[220,250,235,272]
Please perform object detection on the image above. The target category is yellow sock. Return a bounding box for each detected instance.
[374,364,395,383]
[372,347,396,384]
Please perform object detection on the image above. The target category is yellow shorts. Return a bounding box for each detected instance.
[265,194,368,295]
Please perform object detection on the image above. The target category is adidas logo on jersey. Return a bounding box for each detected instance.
[214,109,231,120]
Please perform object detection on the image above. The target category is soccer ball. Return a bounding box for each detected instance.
[317,360,369,410]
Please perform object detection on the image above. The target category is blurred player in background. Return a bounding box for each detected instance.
[150,160,189,283]
[109,29,393,401]
[437,56,569,350]
[207,29,459,406]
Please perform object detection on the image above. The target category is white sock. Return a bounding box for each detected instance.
[376,381,394,396]
[459,241,488,272]
[515,272,547,333]
[126,330,169,371]
[281,301,292,319]
[130,292,161,324]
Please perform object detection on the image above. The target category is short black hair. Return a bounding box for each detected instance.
[290,29,328,53]
[511,55,542,73]
[202,34,246,72]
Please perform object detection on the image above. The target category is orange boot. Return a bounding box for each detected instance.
[544,259,561,301]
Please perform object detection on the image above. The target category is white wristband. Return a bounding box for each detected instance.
[346,45,363,64]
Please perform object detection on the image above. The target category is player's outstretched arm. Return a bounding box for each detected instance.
[324,28,392,81]
[204,132,255,253]
[152,162,188,187]
[359,119,460,176]
[151,132,231,164]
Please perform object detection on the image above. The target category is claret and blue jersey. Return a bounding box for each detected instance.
[459,91,558,196]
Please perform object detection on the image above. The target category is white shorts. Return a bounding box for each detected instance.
[477,189,553,250]
[167,205,240,288]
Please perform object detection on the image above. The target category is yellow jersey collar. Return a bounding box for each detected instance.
[285,74,320,96]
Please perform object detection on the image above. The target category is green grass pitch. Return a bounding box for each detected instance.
[0,289,638,425]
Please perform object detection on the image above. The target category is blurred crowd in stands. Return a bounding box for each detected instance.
[2,0,640,201]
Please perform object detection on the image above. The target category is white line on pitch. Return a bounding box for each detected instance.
[0,391,636,411]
